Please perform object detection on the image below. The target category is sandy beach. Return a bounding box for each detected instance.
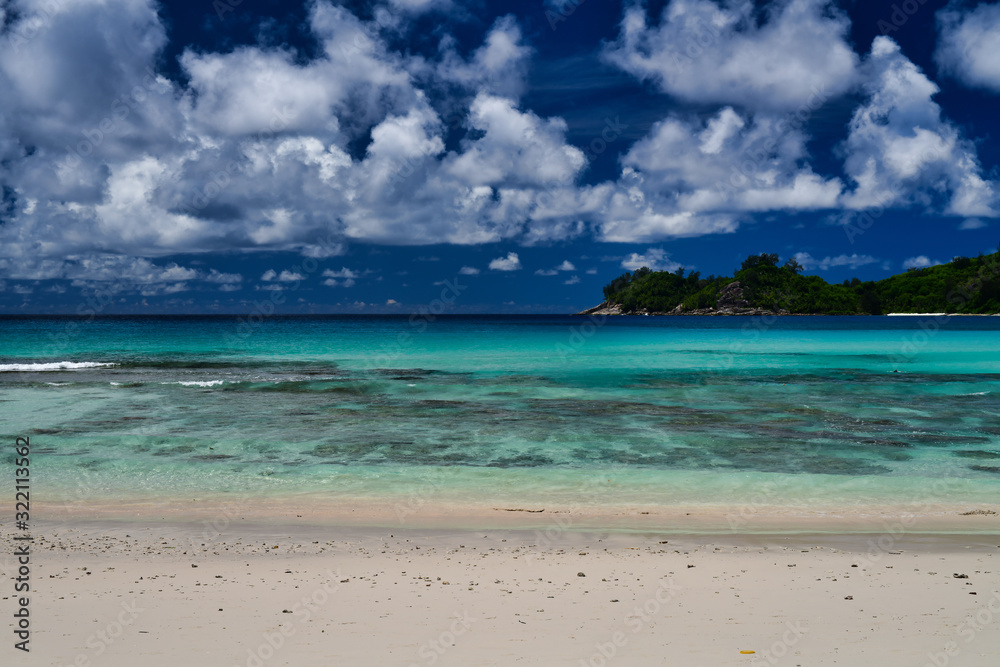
[4,509,999,667]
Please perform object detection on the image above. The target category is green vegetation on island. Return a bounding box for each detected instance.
[595,248,1000,315]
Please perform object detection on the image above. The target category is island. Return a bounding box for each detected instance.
[580,249,1000,316]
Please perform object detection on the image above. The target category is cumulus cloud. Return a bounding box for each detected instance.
[564,275,580,285]
[3,0,998,299]
[903,255,942,269]
[603,0,858,112]
[435,15,531,99]
[0,0,591,278]
[458,266,480,275]
[536,260,576,276]
[489,252,521,271]
[793,252,878,271]
[261,270,305,282]
[620,248,683,272]
[322,267,358,287]
[840,37,997,217]
[611,105,842,222]
[936,3,1000,93]
[0,255,246,300]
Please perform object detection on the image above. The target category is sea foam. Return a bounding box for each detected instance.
[0,361,116,372]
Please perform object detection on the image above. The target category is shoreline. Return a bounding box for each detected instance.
[36,497,1000,534]
[574,302,1000,317]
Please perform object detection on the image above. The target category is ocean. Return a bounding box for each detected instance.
[2,314,999,522]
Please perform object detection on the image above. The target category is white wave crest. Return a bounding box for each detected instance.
[0,361,116,372]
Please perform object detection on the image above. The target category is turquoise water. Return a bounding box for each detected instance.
[1,315,999,511]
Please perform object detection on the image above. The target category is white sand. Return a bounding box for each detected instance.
[3,517,999,667]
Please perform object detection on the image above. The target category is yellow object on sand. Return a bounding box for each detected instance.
[739,650,756,654]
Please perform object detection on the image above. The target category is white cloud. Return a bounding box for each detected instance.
[585,268,597,275]
[620,248,682,272]
[840,37,997,217]
[385,298,399,305]
[603,0,858,112]
[206,270,242,283]
[322,268,359,279]
[489,252,521,271]
[458,266,480,275]
[0,1,597,273]
[959,218,987,230]
[903,255,941,269]
[793,252,878,271]
[390,0,453,15]
[3,0,994,287]
[594,101,841,242]
[435,15,531,99]
[322,267,358,287]
[564,275,580,285]
[262,269,305,282]
[536,260,575,276]
[936,3,1000,93]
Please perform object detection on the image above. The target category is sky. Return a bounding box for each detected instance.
[1,0,999,314]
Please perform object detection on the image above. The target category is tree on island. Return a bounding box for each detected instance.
[597,249,1000,315]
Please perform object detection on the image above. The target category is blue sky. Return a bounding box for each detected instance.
[1,0,999,313]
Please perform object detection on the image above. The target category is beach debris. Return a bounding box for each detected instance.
[959,509,998,516]
[844,596,854,600]
[494,507,545,512]
[577,572,586,577]
[687,564,695,568]
[740,651,756,655]
[953,573,969,579]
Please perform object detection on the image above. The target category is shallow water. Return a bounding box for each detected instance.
[2,315,999,512]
